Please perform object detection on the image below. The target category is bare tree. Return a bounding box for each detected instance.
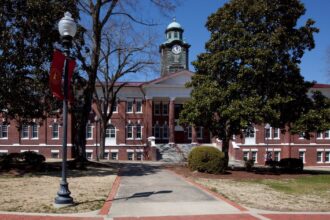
[73,0,178,164]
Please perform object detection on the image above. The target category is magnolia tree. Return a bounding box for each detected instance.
[180,0,323,166]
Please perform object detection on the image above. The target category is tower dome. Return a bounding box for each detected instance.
[166,18,182,30]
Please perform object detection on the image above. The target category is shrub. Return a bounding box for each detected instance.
[244,159,254,171]
[279,158,303,172]
[188,146,226,174]
[21,151,45,166]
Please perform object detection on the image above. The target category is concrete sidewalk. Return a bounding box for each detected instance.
[108,163,242,218]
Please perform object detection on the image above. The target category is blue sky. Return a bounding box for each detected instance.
[163,0,330,84]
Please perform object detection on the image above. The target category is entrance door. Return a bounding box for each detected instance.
[105,124,116,146]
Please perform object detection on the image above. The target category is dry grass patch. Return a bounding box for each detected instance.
[0,164,117,213]
[195,176,330,212]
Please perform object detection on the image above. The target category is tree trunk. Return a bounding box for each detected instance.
[221,137,230,168]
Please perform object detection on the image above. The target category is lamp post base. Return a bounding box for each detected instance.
[54,181,74,208]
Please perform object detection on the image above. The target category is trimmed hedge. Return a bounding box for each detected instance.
[279,158,303,172]
[0,151,45,170]
[188,146,226,174]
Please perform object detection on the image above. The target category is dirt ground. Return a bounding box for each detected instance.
[0,163,117,213]
[168,165,330,212]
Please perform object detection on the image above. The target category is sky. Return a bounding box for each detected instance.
[155,0,330,84]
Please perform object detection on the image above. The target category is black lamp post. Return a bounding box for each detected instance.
[54,12,77,207]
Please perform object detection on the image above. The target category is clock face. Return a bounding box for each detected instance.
[172,45,182,54]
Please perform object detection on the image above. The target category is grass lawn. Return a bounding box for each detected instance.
[243,175,330,195]
[0,161,118,213]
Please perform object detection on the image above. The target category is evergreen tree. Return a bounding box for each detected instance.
[180,0,319,165]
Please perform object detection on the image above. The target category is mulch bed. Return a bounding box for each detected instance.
[166,164,327,180]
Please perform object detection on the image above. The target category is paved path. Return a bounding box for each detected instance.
[1,162,330,220]
[108,163,246,218]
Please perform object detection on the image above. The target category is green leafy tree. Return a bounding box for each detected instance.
[0,0,78,124]
[180,0,319,165]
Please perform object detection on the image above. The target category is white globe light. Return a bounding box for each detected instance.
[58,12,77,37]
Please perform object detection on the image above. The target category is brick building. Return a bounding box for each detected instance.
[0,20,330,166]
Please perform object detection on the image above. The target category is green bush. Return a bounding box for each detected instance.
[21,151,45,166]
[244,159,254,172]
[188,146,226,174]
[279,158,303,172]
[0,151,45,170]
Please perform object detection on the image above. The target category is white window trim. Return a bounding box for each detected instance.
[298,150,306,164]
[136,100,143,114]
[325,151,330,163]
[274,151,281,162]
[251,151,258,163]
[187,126,192,140]
[265,127,272,139]
[135,125,143,140]
[51,123,60,140]
[126,100,134,113]
[299,132,305,140]
[126,124,134,140]
[21,125,29,139]
[162,125,169,139]
[31,124,39,140]
[273,128,280,140]
[197,127,204,139]
[324,130,330,139]
[316,132,323,139]
[316,151,323,163]
[86,124,94,140]
[0,124,9,140]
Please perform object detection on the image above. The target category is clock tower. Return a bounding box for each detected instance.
[160,19,190,77]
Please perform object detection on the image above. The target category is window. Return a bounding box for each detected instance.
[163,124,169,139]
[325,130,330,139]
[126,101,133,113]
[127,152,134,160]
[299,132,305,139]
[31,124,38,139]
[244,126,254,138]
[86,124,93,139]
[317,152,323,163]
[86,152,93,160]
[197,127,204,139]
[0,150,8,157]
[274,151,280,161]
[137,152,143,161]
[52,123,59,139]
[112,102,118,112]
[265,127,271,139]
[127,124,133,139]
[136,124,142,139]
[136,100,142,113]
[251,151,257,163]
[243,151,249,161]
[111,152,118,160]
[174,31,178,38]
[325,152,330,163]
[317,132,323,139]
[106,125,116,138]
[22,125,29,139]
[162,103,168,115]
[104,152,109,160]
[273,128,280,139]
[0,124,8,139]
[154,103,160,115]
[51,152,59,159]
[154,124,161,139]
[299,151,305,163]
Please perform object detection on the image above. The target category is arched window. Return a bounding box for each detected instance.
[106,124,116,138]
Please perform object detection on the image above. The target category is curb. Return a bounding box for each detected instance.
[166,169,248,212]
[98,175,121,215]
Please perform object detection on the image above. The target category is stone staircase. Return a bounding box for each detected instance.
[155,144,195,163]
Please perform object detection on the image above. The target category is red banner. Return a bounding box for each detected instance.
[67,59,76,103]
[49,50,65,100]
